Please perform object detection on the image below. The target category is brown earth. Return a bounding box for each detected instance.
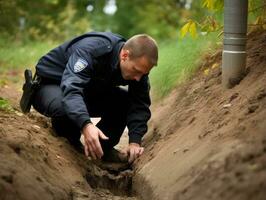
[0,30,265,200]
[133,30,266,200]
[0,79,136,199]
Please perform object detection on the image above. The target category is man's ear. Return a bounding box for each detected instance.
[121,49,129,61]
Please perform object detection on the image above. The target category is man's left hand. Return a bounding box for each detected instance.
[126,143,144,163]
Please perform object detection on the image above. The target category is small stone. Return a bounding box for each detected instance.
[15,111,23,116]
[32,125,41,129]
[211,63,219,69]
[223,103,232,108]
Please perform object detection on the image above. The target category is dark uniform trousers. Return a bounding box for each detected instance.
[32,80,129,153]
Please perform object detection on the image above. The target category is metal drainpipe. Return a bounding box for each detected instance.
[222,0,248,88]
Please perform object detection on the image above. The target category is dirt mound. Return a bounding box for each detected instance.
[0,89,137,199]
[133,30,266,200]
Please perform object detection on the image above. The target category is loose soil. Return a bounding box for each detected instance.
[133,30,266,200]
[0,30,265,200]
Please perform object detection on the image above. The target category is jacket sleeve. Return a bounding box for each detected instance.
[60,48,93,130]
[127,75,151,144]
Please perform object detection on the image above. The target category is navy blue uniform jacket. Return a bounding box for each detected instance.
[35,32,151,144]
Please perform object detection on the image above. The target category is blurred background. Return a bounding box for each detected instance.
[0,0,264,98]
[0,0,219,41]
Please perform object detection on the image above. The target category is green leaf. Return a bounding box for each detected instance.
[180,21,191,38]
[189,22,198,39]
[214,0,224,11]
[202,0,214,10]
[180,21,198,39]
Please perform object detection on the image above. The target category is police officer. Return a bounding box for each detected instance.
[30,32,158,163]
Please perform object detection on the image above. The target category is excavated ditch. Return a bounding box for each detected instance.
[85,160,136,198]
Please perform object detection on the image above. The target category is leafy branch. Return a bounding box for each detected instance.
[180,0,266,39]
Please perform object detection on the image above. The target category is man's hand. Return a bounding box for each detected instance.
[126,143,144,163]
[82,123,109,159]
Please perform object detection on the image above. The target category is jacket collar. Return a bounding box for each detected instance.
[111,41,124,71]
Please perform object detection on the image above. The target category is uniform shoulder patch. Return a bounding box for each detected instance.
[73,58,88,73]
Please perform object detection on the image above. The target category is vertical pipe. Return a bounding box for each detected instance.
[222,0,248,88]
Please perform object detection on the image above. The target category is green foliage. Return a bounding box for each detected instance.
[1,0,237,41]
[202,0,215,10]
[85,0,182,39]
[202,0,223,11]
[0,97,13,112]
[181,0,266,38]
[180,20,198,39]
[150,33,219,99]
[0,36,56,84]
[0,0,91,41]
[109,0,141,38]
[132,0,182,39]
[0,0,19,36]
[0,38,56,70]
[180,0,223,38]
[87,0,109,32]
[249,0,266,31]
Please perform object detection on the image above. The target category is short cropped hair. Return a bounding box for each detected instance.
[123,34,158,66]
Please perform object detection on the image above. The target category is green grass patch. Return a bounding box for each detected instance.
[150,33,220,100]
[0,39,56,70]
[0,37,57,83]
[0,97,13,112]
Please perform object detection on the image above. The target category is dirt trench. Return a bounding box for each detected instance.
[0,86,139,200]
[85,160,134,196]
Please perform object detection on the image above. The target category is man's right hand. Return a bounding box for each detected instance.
[82,123,109,159]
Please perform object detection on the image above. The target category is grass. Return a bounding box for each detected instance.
[0,97,13,112]
[0,38,57,70]
[0,37,57,83]
[150,33,221,100]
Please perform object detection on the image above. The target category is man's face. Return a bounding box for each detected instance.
[119,49,153,81]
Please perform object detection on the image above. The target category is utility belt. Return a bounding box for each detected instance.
[20,69,41,113]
